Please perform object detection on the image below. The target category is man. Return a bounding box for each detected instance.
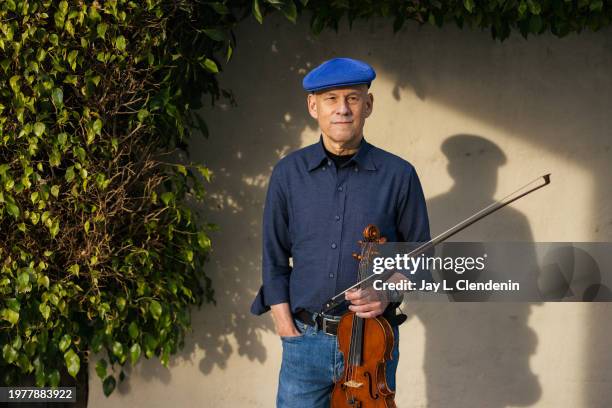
[251,57,430,407]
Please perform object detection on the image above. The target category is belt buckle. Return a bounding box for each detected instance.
[320,313,341,336]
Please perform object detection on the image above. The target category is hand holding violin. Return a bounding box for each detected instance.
[345,288,389,318]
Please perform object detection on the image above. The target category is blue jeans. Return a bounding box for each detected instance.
[277,318,400,408]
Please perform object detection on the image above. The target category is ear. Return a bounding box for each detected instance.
[307,93,318,120]
[364,92,374,118]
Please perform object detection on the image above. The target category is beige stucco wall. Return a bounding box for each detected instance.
[89,14,612,408]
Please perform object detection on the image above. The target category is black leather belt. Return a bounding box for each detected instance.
[295,310,342,336]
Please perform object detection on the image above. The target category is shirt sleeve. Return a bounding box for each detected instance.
[397,166,431,243]
[250,164,292,315]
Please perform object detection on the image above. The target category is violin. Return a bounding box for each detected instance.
[331,224,396,408]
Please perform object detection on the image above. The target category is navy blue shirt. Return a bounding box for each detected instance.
[251,137,431,315]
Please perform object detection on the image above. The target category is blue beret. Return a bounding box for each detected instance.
[302,57,376,93]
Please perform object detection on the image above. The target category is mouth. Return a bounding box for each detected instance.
[332,121,353,125]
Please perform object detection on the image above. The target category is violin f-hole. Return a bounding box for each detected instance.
[364,371,379,400]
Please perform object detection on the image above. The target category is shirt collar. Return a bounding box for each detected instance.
[306,135,377,172]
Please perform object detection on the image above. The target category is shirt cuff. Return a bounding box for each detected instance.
[250,272,291,315]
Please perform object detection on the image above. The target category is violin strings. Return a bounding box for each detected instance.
[348,242,366,387]
[351,241,374,386]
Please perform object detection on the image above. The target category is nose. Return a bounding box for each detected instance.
[336,99,351,116]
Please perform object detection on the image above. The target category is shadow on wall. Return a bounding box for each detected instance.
[179,30,318,375]
[112,13,612,407]
[413,134,541,407]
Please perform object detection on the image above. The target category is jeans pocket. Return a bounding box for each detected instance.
[280,319,308,342]
[280,332,306,342]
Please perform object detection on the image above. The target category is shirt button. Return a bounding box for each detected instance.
[329,273,334,278]
[335,215,340,221]
[354,167,359,172]
[331,243,337,249]
[337,186,343,192]
[327,160,332,166]
[322,166,326,171]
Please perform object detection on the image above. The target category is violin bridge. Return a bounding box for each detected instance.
[343,380,363,388]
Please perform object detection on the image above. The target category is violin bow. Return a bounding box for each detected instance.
[321,173,551,314]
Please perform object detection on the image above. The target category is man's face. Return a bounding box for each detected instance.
[307,84,373,147]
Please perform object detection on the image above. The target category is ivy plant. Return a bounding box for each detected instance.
[0,0,234,396]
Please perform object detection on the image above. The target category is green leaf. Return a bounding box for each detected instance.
[115,35,126,51]
[160,347,170,367]
[5,0,16,11]
[253,0,263,23]
[65,166,75,182]
[51,185,60,197]
[49,149,61,167]
[97,23,108,39]
[112,341,123,357]
[48,369,60,387]
[144,334,158,357]
[67,50,78,71]
[527,0,541,15]
[39,303,51,320]
[49,34,59,46]
[68,264,80,276]
[282,1,298,23]
[6,202,20,218]
[200,58,219,73]
[95,359,107,379]
[92,118,103,135]
[197,232,211,249]
[9,75,20,93]
[103,375,116,396]
[226,42,233,63]
[196,165,212,182]
[91,333,103,353]
[202,29,226,42]
[57,132,68,146]
[49,218,60,238]
[2,344,18,364]
[1,308,19,325]
[160,191,174,206]
[149,300,162,320]
[464,0,475,13]
[33,122,46,137]
[137,109,149,122]
[129,343,141,365]
[30,212,40,225]
[64,349,80,378]
[59,334,71,352]
[35,365,46,387]
[37,275,50,289]
[51,88,64,107]
[128,321,139,339]
[17,271,29,288]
